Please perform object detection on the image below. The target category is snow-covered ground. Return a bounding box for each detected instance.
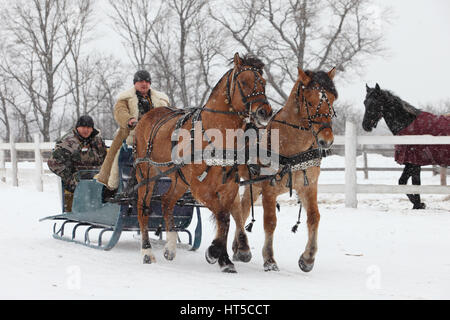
[0,154,449,300]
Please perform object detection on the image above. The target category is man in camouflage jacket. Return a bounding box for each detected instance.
[48,115,107,193]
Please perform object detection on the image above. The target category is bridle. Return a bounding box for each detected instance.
[363,91,384,128]
[272,80,336,147]
[203,67,270,125]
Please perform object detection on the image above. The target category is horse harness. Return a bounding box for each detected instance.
[241,81,336,232]
[125,67,270,208]
[243,80,336,191]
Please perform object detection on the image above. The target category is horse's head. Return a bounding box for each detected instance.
[295,67,338,150]
[227,53,273,128]
[362,83,384,132]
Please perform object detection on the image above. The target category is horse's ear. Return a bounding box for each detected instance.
[298,67,310,85]
[233,52,243,67]
[366,84,370,92]
[375,83,381,92]
[328,67,336,80]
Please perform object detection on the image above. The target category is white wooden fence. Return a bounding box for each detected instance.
[1,122,449,208]
[321,121,450,208]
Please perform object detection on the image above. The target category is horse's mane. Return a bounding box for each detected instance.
[240,54,265,75]
[381,89,421,115]
[305,70,338,98]
[226,54,265,75]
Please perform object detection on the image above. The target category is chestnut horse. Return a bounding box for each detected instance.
[231,67,337,272]
[133,53,272,273]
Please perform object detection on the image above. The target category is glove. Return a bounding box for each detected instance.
[128,118,138,129]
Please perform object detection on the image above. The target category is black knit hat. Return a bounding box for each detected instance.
[133,70,151,84]
[76,115,94,128]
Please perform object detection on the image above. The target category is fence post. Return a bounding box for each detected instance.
[362,145,369,180]
[441,167,447,186]
[10,133,18,187]
[0,138,5,183]
[34,133,43,192]
[345,121,357,208]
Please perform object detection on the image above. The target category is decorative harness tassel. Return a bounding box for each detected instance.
[154,224,162,237]
[291,200,302,233]
[303,169,309,186]
[245,167,256,232]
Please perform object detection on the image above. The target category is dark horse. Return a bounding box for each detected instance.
[133,53,273,272]
[363,83,450,209]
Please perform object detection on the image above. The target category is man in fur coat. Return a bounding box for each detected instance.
[96,70,170,190]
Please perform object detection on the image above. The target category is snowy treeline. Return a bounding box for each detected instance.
[0,0,391,142]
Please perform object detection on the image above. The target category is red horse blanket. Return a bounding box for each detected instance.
[394,112,450,166]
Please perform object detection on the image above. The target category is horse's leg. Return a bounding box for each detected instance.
[232,184,261,261]
[399,163,425,209]
[160,175,189,261]
[193,172,237,273]
[261,190,279,271]
[399,164,413,204]
[137,179,156,264]
[411,165,425,209]
[297,185,320,272]
[209,208,237,272]
[230,191,252,263]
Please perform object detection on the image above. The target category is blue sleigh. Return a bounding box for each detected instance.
[40,145,202,251]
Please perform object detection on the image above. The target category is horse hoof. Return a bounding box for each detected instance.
[221,264,237,273]
[205,246,218,264]
[143,254,155,264]
[264,262,280,272]
[298,255,314,272]
[232,250,252,263]
[413,203,426,209]
[164,249,176,261]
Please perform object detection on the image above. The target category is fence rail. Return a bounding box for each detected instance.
[1,122,449,208]
[337,122,450,208]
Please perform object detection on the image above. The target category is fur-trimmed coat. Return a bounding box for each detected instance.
[96,87,170,189]
[115,87,170,144]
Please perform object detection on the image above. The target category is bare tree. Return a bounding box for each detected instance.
[108,0,165,70]
[210,0,389,106]
[0,77,13,141]
[88,55,127,139]
[63,0,96,120]
[107,0,223,109]
[0,0,95,141]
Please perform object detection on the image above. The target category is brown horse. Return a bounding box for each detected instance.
[133,53,273,273]
[231,67,337,272]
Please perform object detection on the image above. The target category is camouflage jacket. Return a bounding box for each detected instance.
[48,128,107,192]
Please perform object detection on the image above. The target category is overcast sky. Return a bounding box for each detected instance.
[95,0,450,111]
[340,0,450,110]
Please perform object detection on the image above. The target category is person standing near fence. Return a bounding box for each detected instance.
[48,115,107,211]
